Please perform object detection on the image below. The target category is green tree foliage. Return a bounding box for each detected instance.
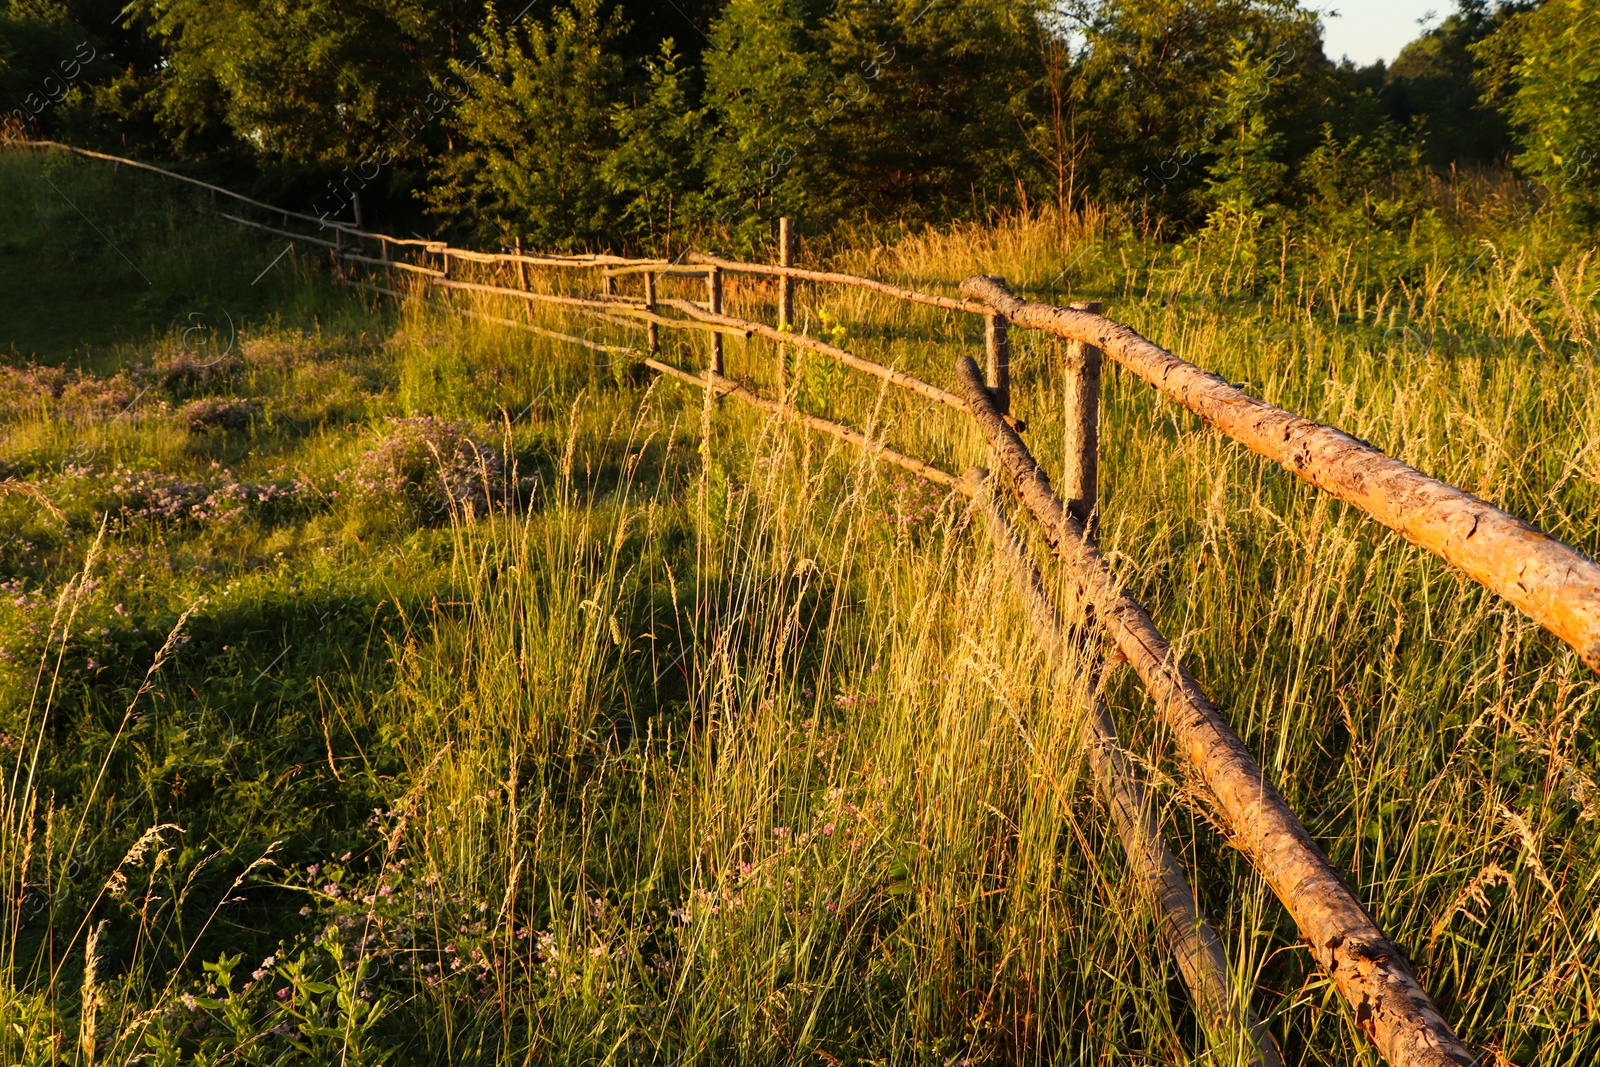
[603,41,708,252]
[1477,0,1600,224]
[1203,39,1289,217]
[1,1,91,143]
[1378,1,1527,167]
[120,0,488,169]
[427,0,626,249]
[702,0,1038,250]
[811,0,1034,221]
[15,0,1569,247]
[701,0,830,248]
[1063,0,1329,216]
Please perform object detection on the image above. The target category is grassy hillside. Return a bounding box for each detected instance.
[1,147,1598,1065]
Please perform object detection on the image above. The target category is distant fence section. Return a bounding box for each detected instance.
[20,138,1600,1067]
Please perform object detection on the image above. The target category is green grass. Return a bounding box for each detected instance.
[1,145,1597,1065]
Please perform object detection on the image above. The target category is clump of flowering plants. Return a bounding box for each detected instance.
[342,417,503,526]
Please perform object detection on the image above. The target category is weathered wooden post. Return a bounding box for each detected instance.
[707,266,724,375]
[778,218,795,327]
[513,237,528,289]
[1062,299,1103,537]
[603,271,617,297]
[644,270,660,355]
[985,309,1011,415]
[778,217,795,401]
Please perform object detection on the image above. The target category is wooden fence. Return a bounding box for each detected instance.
[19,139,1600,1067]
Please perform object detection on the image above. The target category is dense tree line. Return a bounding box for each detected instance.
[2,0,1595,250]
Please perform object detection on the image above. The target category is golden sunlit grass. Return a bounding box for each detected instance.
[2,152,1597,1065]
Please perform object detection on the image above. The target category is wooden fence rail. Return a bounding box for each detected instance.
[17,138,1600,1067]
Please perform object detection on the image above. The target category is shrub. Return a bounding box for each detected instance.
[344,417,502,526]
[105,464,295,525]
[180,397,258,432]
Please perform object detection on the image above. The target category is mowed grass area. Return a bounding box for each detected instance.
[1,146,1598,1065]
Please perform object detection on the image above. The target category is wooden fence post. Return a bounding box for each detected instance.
[1063,299,1103,537]
[778,217,794,401]
[603,272,617,297]
[644,271,660,355]
[985,309,1011,415]
[707,266,724,375]
[513,237,528,290]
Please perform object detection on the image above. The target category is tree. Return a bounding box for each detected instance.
[1203,39,1288,217]
[427,0,626,249]
[1063,0,1327,218]
[701,0,830,250]
[1014,8,1095,221]
[1,1,91,144]
[1379,0,1527,167]
[602,41,708,253]
[121,0,487,169]
[813,0,1035,222]
[1477,0,1600,225]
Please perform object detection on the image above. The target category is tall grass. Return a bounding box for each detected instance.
[1,150,1597,1065]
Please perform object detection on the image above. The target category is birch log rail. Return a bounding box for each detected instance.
[957,356,1474,1067]
[960,275,1600,675]
[967,467,1283,1067]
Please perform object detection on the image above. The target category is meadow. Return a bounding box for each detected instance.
[1,146,1597,1065]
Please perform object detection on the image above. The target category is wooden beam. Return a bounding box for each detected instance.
[1062,299,1104,536]
[659,300,967,413]
[688,252,988,315]
[985,310,1010,414]
[642,361,963,491]
[707,267,724,375]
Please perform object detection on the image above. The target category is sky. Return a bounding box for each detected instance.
[1317,0,1451,67]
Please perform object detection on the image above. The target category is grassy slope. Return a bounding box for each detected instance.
[1,147,1598,1065]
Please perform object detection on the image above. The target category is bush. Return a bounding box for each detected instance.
[344,417,502,526]
[180,397,258,432]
